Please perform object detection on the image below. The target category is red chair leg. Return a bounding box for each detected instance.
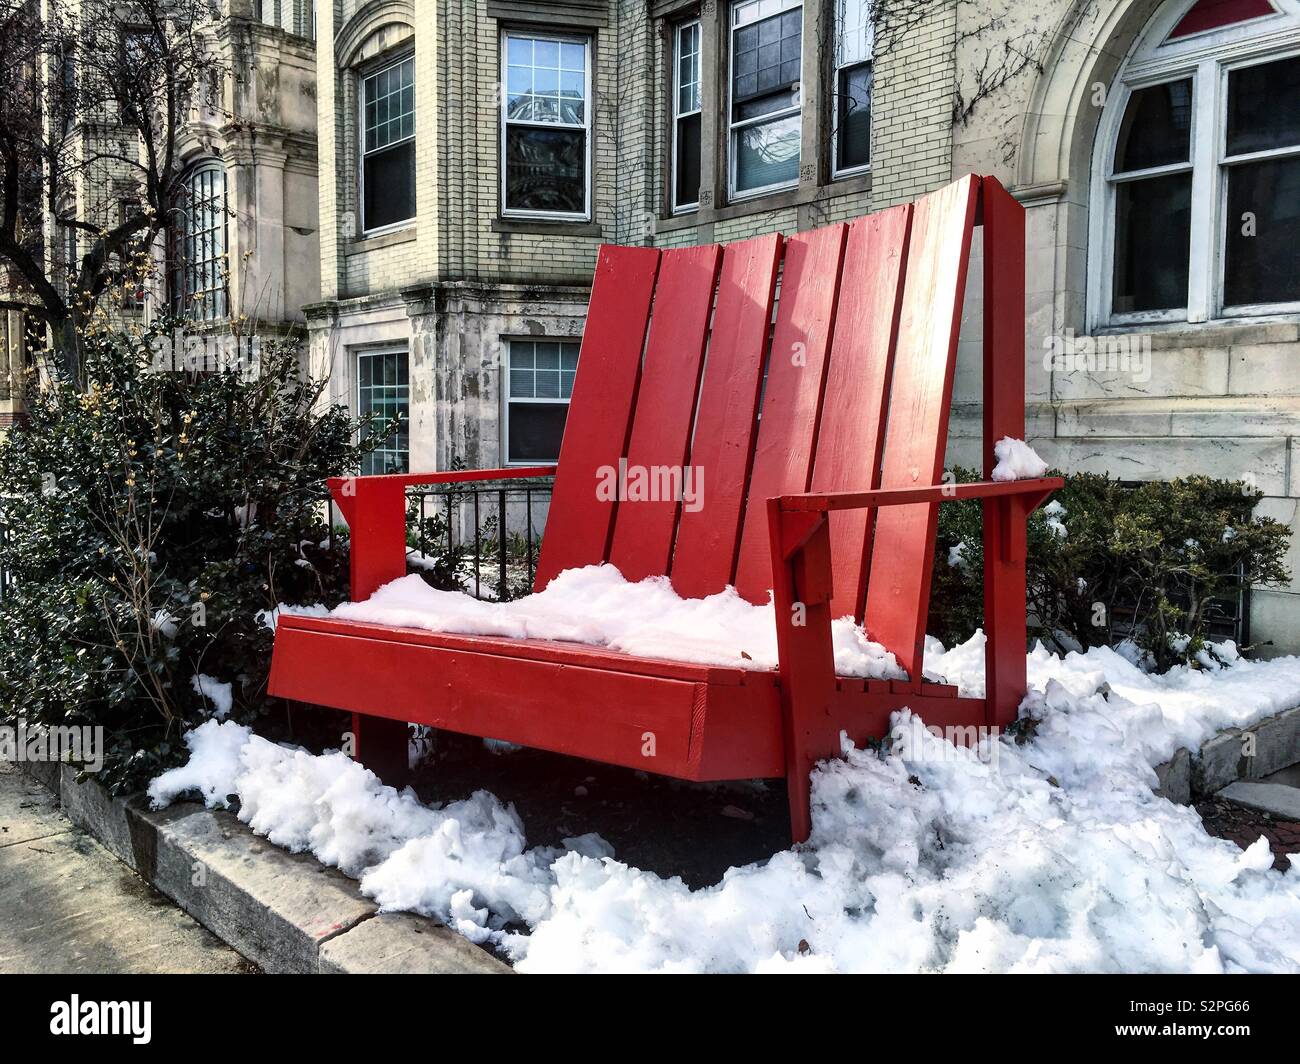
[352,712,411,787]
[768,502,841,844]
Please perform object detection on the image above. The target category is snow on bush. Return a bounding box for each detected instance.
[150,637,1300,973]
[332,563,907,680]
[990,437,1049,481]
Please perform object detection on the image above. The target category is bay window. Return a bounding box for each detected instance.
[729,0,803,199]
[502,32,591,219]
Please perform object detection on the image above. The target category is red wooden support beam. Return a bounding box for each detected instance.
[767,499,840,843]
[980,176,1031,731]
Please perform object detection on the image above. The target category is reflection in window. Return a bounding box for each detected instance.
[730,0,803,197]
[502,33,590,218]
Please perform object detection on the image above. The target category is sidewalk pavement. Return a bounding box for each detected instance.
[0,760,254,974]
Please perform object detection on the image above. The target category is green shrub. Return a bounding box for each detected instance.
[0,320,373,792]
[930,470,1292,671]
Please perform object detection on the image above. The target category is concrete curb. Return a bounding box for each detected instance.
[20,762,509,975]
[1154,705,1300,805]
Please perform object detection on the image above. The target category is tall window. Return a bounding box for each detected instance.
[357,348,410,476]
[832,0,872,175]
[502,32,591,219]
[170,162,228,321]
[505,339,578,462]
[361,55,416,233]
[729,0,803,199]
[1094,0,1300,324]
[673,21,702,212]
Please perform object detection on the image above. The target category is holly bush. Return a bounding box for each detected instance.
[929,470,1292,671]
[0,320,372,792]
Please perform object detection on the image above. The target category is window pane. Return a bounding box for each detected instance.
[505,126,586,213]
[732,9,801,116]
[365,56,415,151]
[364,140,416,230]
[506,35,586,127]
[508,403,569,463]
[171,164,228,321]
[735,112,800,192]
[1113,79,1192,173]
[1112,172,1191,313]
[677,22,701,114]
[1224,156,1300,306]
[675,112,702,207]
[837,0,872,65]
[837,63,871,171]
[358,351,410,476]
[1226,56,1300,156]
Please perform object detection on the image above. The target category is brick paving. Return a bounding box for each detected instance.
[1196,795,1300,872]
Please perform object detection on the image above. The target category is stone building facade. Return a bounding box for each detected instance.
[306,0,1298,653]
[2,0,318,428]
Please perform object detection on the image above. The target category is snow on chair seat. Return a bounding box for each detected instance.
[268,174,1062,842]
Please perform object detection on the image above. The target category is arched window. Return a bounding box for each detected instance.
[1092,0,1300,326]
[170,161,229,321]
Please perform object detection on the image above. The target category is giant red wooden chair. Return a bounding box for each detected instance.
[269,175,1060,841]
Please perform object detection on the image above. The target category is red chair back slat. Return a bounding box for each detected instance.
[534,245,660,589]
[809,204,913,621]
[538,177,983,690]
[670,233,782,599]
[607,244,723,581]
[732,223,848,603]
[862,176,979,679]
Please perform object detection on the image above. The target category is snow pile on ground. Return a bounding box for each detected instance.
[331,563,906,680]
[990,436,1049,481]
[150,634,1300,973]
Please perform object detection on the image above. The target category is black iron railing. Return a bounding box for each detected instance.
[407,478,553,601]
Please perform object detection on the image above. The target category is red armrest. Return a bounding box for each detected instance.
[775,476,1063,514]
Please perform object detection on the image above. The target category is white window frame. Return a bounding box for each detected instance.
[672,19,702,213]
[1089,0,1300,328]
[503,337,580,465]
[728,0,804,202]
[831,0,873,178]
[500,30,593,222]
[355,345,411,476]
[359,52,416,238]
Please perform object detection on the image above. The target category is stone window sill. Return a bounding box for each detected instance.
[346,226,417,256]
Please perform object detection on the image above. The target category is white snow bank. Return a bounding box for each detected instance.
[990,436,1049,481]
[150,637,1300,973]
[332,564,906,680]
